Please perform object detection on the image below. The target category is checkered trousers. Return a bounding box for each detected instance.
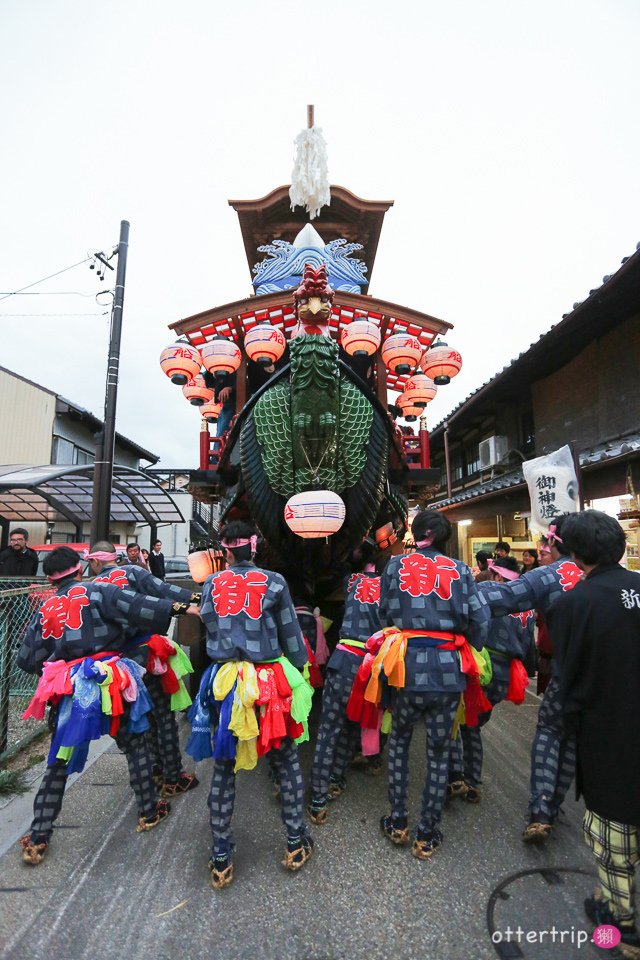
[584,809,640,924]
[310,661,360,802]
[388,691,459,832]
[459,675,510,788]
[529,676,576,820]
[208,737,307,858]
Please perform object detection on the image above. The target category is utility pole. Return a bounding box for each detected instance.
[90,221,130,544]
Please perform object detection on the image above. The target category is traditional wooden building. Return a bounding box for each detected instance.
[425,243,640,567]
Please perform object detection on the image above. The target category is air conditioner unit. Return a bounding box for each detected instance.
[479,435,509,469]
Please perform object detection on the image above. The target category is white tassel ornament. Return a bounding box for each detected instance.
[289,126,330,220]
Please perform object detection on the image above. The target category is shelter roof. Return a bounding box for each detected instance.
[0,465,183,526]
[228,185,394,289]
[170,290,452,393]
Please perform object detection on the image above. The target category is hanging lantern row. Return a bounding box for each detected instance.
[339,321,462,383]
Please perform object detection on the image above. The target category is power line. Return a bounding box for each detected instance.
[0,290,97,297]
[0,312,105,318]
[0,257,92,303]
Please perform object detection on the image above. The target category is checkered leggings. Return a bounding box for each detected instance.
[310,668,360,802]
[584,809,640,924]
[388,690,459,833]
[529,676,576,821]
[29,727,158,842]
[145,674,183,783]
[459,675,510,788]
[208,737,307,858]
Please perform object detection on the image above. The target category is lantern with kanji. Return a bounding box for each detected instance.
[380,333,423,375]
[401,373,438,408]
[284,491,346,539]
[182,375,214,406]
[420,341,463,385]
[398,403,423,423]
[244,324,286,366]
[201,336,242,379]
[159,342,202,385]
[200,400,223,423]
[187,548,225,583]
[340,319,381,357]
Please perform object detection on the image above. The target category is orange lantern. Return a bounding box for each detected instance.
[244,324,286,365]
[200,400,223,423]
[159,342,202,385]
[402,374,438,408]
[340,319,381,357]
[380,333,423,375]
[182,375,214,406]
[187,548,225,583]
[420,341,462,385]
[201,336,242,379]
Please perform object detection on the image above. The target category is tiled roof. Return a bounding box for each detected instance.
[429,431,640,510]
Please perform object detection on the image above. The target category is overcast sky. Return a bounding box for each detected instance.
[1,0,638,468]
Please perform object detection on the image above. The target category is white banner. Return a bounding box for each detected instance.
[522,444,580,535]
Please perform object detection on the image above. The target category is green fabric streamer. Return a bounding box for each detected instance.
[381,709,393,735]
[278,657,314,744]
[170,677,193,712]
[473,647,493,686]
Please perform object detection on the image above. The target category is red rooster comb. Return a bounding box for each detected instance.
[293,264,334,306]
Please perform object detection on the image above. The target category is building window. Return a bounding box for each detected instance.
[451,452,463,483]
[465,445,481,477]
[52,436,95,466]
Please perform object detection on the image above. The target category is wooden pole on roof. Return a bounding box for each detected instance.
[307,105,314,129]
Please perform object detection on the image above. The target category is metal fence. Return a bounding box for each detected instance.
[0,579,54,761]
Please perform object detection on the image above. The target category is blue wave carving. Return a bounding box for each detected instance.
[253,238,368,296]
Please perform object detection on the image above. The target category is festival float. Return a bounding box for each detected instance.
[159,110,463,599]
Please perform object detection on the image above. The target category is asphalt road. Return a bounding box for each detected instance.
[0,691,631,960]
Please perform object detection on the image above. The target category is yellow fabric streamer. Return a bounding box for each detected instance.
[213,662,239,701]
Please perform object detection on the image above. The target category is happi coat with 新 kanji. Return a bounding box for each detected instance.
[17,579,175,674]
[200,560,308,669]
[378,548,490,692]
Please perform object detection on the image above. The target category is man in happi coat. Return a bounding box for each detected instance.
[17,547,191,864]
[480,513,582,842]
[378,509,490,861]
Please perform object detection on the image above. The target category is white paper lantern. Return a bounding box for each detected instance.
[284,491,346,539]
[159,342,202,384]
[420,342,463,384]
[182,375,214,406]
[201,337,242,378]
[340,319,382,357]
[402,374,438,407]
[381,333,423,375]
[200,400,223,422]
[244,324,286,365]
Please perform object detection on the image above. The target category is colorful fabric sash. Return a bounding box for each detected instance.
[22,651,153,774]
[486,647,529,704]
[186,657,313,773]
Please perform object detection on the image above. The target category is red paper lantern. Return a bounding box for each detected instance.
[244,324,286,365]
[381,333,423,375]
[420,342,463,385]
[340,319,381,357]
[201,336,242,378]
[182,375,214,406]
[401,374,438,408]
[159,342,202,385]
[200,400,223,423]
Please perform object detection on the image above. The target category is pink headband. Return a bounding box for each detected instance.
[221,536,257,553]
[416,533,434,547]
[487,559,520,581]
[547,524,563,544]
[83,550,118,562]
[47,562,83,582]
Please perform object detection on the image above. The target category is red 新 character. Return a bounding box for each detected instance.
[557,561,581,591]
[212,570,269,619]
[40,585,90,641]
[354,576,381,605]
[398,554,460,600]
[94,569,129,589]
[347,573,361,594]
[510,609,534,628]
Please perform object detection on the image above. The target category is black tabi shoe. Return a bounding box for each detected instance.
[282,833,314,871]
[307,799,328,825]
[327,777,346,800]
[463,785,481,804]
[412,827,443,861]
[209,854,234,889]
[446,779,468,801]
[380,815,410,846]
[161,772,199,798]
[522,818,552,844]
[136,799,171,833]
